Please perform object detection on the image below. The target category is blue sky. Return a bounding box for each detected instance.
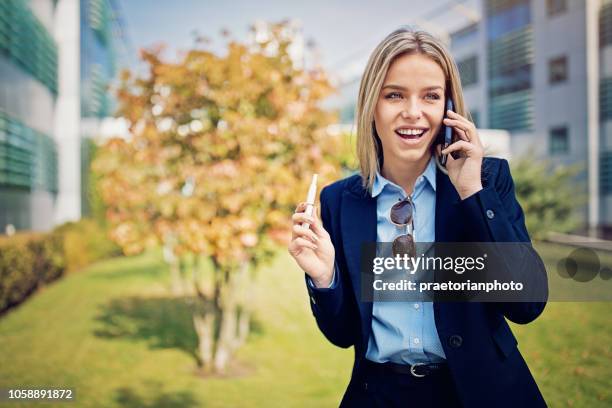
[120,0,478,76]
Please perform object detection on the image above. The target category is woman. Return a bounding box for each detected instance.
[288,28,548,408]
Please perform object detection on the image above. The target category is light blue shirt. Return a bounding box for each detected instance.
[366,156,446,364]
[308,156,446,364]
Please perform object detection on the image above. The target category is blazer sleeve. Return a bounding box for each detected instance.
[456,158,549,324]
[304,185,359,349]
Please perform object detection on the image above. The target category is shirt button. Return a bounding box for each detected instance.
[310,296,316,305]
[449,334,463,348]
[413,337,420,345]
[414,303,420,309]
[486,209,495,219]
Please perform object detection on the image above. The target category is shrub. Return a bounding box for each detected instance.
[0,232,65,313]
[511,155,585,240]
[54,219,121,273]
[0,219,120,314]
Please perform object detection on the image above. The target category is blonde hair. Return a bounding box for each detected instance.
[355,27,471,191]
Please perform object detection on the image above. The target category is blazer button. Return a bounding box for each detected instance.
[486,209,495,219]
[449,334,463,348]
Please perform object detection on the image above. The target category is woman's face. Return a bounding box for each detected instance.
[374,53,446,166]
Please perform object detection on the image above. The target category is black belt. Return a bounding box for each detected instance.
[363,359,448,378]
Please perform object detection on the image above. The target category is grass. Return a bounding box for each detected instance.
[0,243,610,407]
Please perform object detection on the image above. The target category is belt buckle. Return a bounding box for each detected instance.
[410,363,427,378]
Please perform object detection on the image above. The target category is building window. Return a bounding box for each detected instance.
[486,1,530,41]
[600,78,612,121]
[601,2,612,48]
[601,151,612,194]
[457,55,478,87]
[450,23,478,49]
[549,56,568,84]
[546,0,567,17]
[549,126,569,155]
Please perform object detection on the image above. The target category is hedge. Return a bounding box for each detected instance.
[0,232,64,313]
[0,219,120,315]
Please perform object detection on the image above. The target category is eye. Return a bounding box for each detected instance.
[385,92,402,100]
[424,93,441,100]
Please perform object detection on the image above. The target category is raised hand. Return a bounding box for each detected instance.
[438,109,484,200]
[288,202,336,288]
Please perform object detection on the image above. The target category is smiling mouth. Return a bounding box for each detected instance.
[395,129,428,140]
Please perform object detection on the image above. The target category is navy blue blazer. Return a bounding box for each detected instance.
[305,157,549,407]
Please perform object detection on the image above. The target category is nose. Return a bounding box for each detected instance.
[401,98,422,120]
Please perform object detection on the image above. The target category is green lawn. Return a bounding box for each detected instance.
[0,245,610,407]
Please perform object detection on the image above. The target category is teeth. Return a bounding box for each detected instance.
[397,129,425,136]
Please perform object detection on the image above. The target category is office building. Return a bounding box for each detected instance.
[0,0,127,232]
[451,0,610,236]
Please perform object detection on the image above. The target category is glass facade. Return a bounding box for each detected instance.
[80,0,119,119]
[0,110,57,192]
[79,0,126,216]
[600,2,612,48]
[0,0,58,232]
[0,0,58,95]
[601,152,612,195]
[457,55,478,87]
[1,0,126,230]
[486,0,533,131]
[486,1,530,41]
[450,23,478,49]
[602,2,612,200]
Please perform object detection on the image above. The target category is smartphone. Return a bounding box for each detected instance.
[439,98,455,166]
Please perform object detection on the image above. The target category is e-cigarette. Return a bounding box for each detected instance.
[303,174,318,230]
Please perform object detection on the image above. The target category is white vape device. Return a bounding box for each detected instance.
[303,174,318,230]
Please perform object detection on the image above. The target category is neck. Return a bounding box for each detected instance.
[381,153,431,196]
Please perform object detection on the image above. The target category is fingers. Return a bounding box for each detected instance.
[445,110,483,147]
[290,237,318,251]
[292,210,314,224]
[292,223,319,244]
[292,204,328,238]
[292,208,317,231]
[450,125,470,142]
[441,140,480,157]
[443,117,473,139]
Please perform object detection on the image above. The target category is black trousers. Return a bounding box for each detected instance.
[340,360,463,408]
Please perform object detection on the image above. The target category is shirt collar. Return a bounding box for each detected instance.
[371,155,437,198]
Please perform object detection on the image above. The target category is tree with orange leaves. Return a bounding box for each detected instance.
[93,22,351,374]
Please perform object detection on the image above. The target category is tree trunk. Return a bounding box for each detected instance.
[163,237,183,296]
[190,256,218,372]
[190,259,253,374]
[233,263,251,350]
[213,270,237,374]
[192,307,215,371]
[234,308,250,350]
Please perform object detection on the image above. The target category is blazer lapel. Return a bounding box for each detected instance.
[435,166,461,243]
[340,181,376,350]
[434,166,462,336]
